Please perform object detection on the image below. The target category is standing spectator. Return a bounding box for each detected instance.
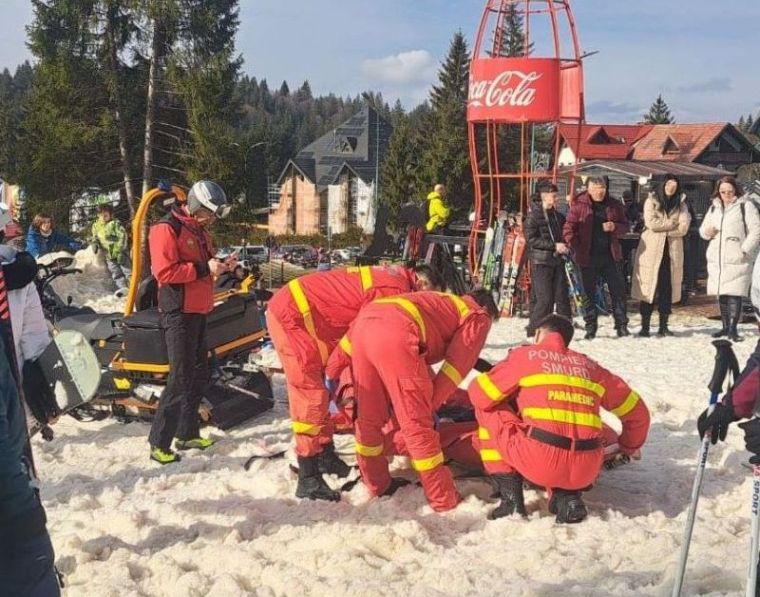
[0,267,60,597]
[147,181,234,464]
[524,182,571,337]
[91,203,131,297]
[631,175,691,337]
[425,184,451,233]
[623,190,643,233]
[700,176,760,342]
[563,176,630,339]
[26,213,83,259]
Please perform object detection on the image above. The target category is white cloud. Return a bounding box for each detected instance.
[360,50,436,85]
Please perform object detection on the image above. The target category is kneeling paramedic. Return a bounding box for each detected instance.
[326,290,498,511]
[468,314,650,523]
[147,181,235,464]
[267,264,442,501]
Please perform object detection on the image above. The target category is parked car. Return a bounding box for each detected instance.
[216,245,269,268]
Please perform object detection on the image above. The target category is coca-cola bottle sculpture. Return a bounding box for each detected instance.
[467,0,585,273]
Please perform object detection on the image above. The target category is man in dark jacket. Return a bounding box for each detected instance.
[0,268,60,597]
[525,182,571,336]
[563,177,630,339]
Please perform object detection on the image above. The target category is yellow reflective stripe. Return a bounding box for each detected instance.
[519,374,605,398]
[476,373,503,402]
[436,292,470,320]
[440,361,463,386]
[359,266,373,291]
[478,427,491,440]
[522,407,602,430]
[292,421,321,436]
[355,442,384,457]
[346,266,374,291]
[374,297,427,343]
[411,452,444,472]
[480,449,502,462]
[610,391,640,418]
[339,335,352,356]
[288,279,329,365]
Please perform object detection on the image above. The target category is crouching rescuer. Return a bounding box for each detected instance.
[147,181,234,464]
[468,314,650,522]
[326,290,498,511]
[267,264,442,501]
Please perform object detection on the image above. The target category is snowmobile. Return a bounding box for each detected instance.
[42,184,274,430]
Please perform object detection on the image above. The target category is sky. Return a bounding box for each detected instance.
[2,0,759,125]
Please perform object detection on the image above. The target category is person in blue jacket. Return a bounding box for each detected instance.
[26,213,83,259]
[0,272,60,596]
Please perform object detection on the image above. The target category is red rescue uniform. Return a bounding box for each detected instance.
[267,265,419,457]
[468,332,650,491]
[330,291,493,512]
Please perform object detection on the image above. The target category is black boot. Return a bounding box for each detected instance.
[727,296,744,342]
[488,473,527,520]
[712,296,729,338]
[658,313,674,337]
[616,325,630,337]
[295,456,341,501]
[317,443,352,478]
[638,312,651,337]
[548,489,588,524]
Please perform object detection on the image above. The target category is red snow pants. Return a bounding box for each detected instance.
[267,312,332,457]
[475,405,603,491]
[351,314,461,512]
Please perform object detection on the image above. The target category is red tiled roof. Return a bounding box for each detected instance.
[558,123,653,160]
[630,123,728,161]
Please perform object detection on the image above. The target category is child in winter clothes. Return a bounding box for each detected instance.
[26,213,83,259]
[91,204,131,296]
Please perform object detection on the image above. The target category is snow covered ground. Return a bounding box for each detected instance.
[33,262,759,595]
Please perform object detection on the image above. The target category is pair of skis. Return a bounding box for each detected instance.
[498,226,527,317]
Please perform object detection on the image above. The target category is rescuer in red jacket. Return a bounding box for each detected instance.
[468,314,650,523]
[147,181,235,465]
[267,264,442,501]
[326,289,498,511]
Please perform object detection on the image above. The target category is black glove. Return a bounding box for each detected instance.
[22,358,61,425]
[739,419,760,465]
[697,399,735,445]
[380,477,412,497]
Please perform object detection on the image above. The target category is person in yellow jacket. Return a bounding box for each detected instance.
[426,184,450,232]
[91,203,131,297]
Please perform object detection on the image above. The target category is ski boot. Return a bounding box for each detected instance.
[150,447,181,465]
[549,489,588,524]
[296,456,340,502]
[175,437,216,451]
[488,473,527,520]
[317,443,351,478]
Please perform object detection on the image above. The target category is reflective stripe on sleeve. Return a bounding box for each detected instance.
[356,442,384,457]
[339,335,352,356]
[476,373,503,402]
[440,361,463,386]
[610,391,640,418]
[479,449,502,462]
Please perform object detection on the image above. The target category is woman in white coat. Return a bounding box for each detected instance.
[699,176,760,341]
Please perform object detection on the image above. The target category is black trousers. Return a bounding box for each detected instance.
[581,259,628,331]
[528,263,571,334]
[640,242,672,317]
[149,312,209,451]
[683,231,700,293]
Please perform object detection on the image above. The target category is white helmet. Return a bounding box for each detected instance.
[187,181,230,219]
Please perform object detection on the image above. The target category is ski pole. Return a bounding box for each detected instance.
[746,462,760,596]
[672,339,736,597]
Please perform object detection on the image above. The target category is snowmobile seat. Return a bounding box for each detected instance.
[57,312,123,343]
[122,309,167,364]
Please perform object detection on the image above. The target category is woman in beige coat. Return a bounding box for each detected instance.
[631,175,691,336]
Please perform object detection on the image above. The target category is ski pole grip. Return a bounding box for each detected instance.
[708,339,735,396]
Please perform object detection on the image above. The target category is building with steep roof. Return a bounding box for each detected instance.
[268,105,392,236]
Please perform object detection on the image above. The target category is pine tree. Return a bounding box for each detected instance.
[491,5,533,57]
[380,114,419,221]
[421,31,472,216]
[643,94,675,124]
[747,113,755,132]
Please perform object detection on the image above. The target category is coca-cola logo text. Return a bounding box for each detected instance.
[469,70,542,108]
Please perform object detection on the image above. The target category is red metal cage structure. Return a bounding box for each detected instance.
[467,0,585,274]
